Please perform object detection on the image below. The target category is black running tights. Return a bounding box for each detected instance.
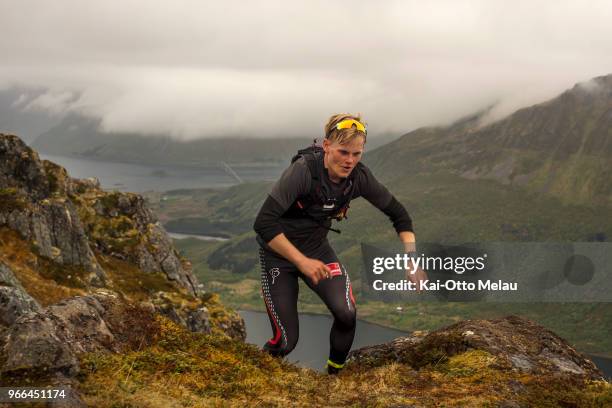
[258,245,357,365]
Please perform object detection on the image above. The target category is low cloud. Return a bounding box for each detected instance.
[1,0,611,139]
[22,91,79,115]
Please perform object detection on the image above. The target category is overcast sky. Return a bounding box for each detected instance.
[1,0,611,139]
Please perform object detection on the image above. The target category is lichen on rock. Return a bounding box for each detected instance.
[348,315,604,380]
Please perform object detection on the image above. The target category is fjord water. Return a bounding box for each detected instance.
[239,310,407,371]
[39,153,285,192]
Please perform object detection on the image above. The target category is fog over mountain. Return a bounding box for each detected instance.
[0,88,64,143]
[366,74,612,205]
[1,1,611,139]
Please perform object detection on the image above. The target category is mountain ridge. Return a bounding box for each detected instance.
[30,113,400,167]
[366,74,612,205]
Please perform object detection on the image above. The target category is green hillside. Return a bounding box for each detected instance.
[366,74,612,206]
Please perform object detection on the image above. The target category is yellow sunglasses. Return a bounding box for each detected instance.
[336,119,367,134]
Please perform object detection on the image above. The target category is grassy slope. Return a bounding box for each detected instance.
[4,226,609,406]
[78,316,612,407]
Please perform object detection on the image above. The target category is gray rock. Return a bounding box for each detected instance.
[0,134,52,200]
[0,287,42,327]
[0,261,25,288]
[0,134,107,286]
[348,315,605,380]
[508,354,534,372]
[46,296,117,354]
[126,195,198,295]
[1,291,136,377]
[3,201,107,286]
[1,133,201,296]
[0,262,42,327]
[127,216,198,295]
[539,349,586,375]
[2,313,79,376]
[187,307,212,333]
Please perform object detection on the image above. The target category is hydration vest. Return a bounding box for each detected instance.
[283,143,360,232]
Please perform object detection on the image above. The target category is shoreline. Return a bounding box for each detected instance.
[237,307,612,361]
[168,231,230,241]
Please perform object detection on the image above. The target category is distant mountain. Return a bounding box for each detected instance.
[366,74,612,206]
[31,114,315,166]
[31,114,401,167]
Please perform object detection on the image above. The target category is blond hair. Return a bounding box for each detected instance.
[324,113,367,145]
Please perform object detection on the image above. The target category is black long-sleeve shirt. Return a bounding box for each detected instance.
[254,157,413,249]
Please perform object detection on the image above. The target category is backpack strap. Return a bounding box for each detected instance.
[287,143,361,233]
[332,162,362,221]
[290,142,325,206]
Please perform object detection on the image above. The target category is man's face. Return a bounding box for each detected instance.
[323,136,365,182]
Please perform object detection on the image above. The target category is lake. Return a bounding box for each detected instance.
[240,310,612,378]
[239,310,406,371]
[39,153,285,192]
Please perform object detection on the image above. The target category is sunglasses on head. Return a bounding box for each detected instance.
[335,119,367,135]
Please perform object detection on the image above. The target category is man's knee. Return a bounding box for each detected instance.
[334,308,356,329]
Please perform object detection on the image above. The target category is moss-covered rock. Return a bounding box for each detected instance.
[348,315,604,379]
[0,187,28,213]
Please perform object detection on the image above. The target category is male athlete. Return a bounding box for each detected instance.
[254,113,425,374]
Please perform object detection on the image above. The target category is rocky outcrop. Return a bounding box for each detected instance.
[0,133,246,395]
[1,197,107,285]
[0,290,163,408]
[0,133,198,295]
[0,134,53,200]
[78,190,198,294]
[0,291,157,377]
[0,133,247,407]
[348,315,604,379]
[1,135,106,285]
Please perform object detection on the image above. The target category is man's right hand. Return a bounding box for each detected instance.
[407,266,428,293]
[297,257,331,285]
[266,234,330,285]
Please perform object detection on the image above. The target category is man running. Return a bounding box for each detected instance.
[254,113,424,374]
